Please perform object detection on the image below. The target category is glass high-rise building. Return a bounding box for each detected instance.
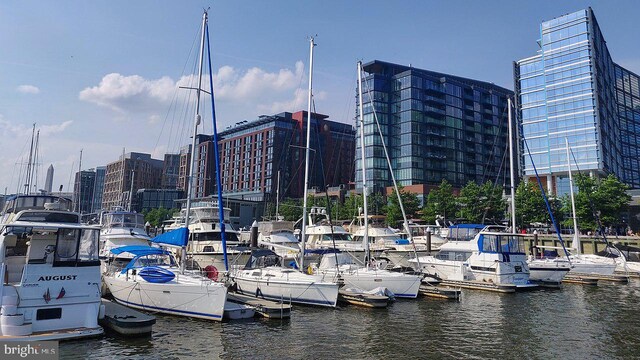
[515,8,640,194]
[357,60,513,196]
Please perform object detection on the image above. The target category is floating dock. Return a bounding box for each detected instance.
[562,275,599,285]
[338,289,390,308]
[418,284,461,300]
[99,299,155,336]
[224,302,256,320]
[615,270,640,278]
[439,279,517,293]
[226,292,292,319]
[566,273,629,284]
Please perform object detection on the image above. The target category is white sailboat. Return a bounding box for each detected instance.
[103,10,228,321]
[230,37,339,307]
[0,195,104,340]
[562,138,616,276]
[312,61,422,298]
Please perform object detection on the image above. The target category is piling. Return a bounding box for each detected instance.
[250,220,259,247]
[426,231,432,255]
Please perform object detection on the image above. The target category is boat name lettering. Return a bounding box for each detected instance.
[37,275,78,281]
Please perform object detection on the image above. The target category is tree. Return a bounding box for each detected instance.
[144,207,177,227]
[368,191,386,215]
[277,198,303,222]
[421,179,457,224]
[385,185,420,227]
[514,181,549,228]
[563,174,631,231]
[456,181,505,223]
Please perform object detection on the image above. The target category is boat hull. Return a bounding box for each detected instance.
[528,260,571,285]
[104,275,227,321]
[322,268,421,298]
[232,269,339,307]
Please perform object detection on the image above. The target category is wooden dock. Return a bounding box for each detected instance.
[566,272,629,284]
[439,280,517,293]
[419,284,461,300]
[616,270,640,278]
[99,299,155,336]
[226,292,292,319]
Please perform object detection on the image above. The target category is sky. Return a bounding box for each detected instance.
[1,0,639,195]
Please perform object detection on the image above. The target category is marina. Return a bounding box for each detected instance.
[59,279,640,359]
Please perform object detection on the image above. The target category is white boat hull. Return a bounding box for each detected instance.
[322,268,421,298]
[104,274,227,321]
[528,259,571,285]
[568,255,617,276]
[232,268,339,307]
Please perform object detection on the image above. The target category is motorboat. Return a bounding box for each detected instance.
[313,251,422,298]
[231,249,339,307]
[0,195,104,340]
[98,208,150,260]
[256,220,300,261]
[408,224,536,288]
[527,255,571,286]
[406,222,448,251]
[166,202,249,270]
[103,241,227,321]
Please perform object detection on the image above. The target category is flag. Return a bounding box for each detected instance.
[56,287,66,299]
[43,288,51,303]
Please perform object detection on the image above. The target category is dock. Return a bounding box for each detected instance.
[615,270,640,278]
[338,289,390,308]
[418,284,461,300]
[439,279,517,293]
[226,292,292,319]
[566,273,629,284]
[99,299,155,336]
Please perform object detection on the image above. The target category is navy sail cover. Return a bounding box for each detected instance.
[150,227,189,247]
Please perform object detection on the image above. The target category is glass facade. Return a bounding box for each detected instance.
[515,8,640,192]
[357,61,512,192]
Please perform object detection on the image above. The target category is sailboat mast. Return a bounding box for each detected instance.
[565,137,580,254]
[508,98,517,231]
[24,123,36,194]
[299,36,315,271]
[78,149,83,214]
[357,61,370,260]
[181,11,208,273]
[276,170,281,219]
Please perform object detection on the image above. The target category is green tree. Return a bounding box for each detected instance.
[339,193,363,221]
[368,191,386,215]
[278,198,303,222]
[514,181,548,228]
[385,185,420,226]
[563,174,631,231]
[144,207,177,227]
[421,179,457,224]
[457,181,505,223]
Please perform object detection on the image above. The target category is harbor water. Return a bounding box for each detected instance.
[60,280,640,359]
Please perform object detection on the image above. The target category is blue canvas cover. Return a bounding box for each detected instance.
[150,227,189,247]
[110,245,168,256]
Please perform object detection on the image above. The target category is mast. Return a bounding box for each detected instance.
[275,170,281,219]
[78,149,83,214]
[357,61,370,262]
[299,36,315,271]
[24,124,36,194]
[508,98,517,232]
[181,10,208,274]
[32,130,40,193]
[128,155,135,212]
[565,138,580,254]
[205,11,230,271]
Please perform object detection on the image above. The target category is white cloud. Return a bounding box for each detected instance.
[16,85,40,94]
[78,62,307,124]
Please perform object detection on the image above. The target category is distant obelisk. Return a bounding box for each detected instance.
[44,164,54,194]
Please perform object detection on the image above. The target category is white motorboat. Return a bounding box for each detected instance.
[0,195,104,340]
[232,249,339,307]
[166,202,249,270]
[406,222,448,251]
[257,220,300,261]
[314,252,421,298]
[99,209,150,260]
[103,242,227,321]
[527,256,571,286]
[409,224,536,288]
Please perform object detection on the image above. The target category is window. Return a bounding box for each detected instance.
[54,228,100,267]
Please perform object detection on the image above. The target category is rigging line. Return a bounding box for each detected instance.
[153,23,202,156]
[481,102,508,184]
[568,147,611,247]
[519,119,570,259]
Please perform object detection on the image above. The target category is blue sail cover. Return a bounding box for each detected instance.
[150,227,189,247]
[110,245,168,256]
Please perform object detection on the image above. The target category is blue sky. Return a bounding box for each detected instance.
[1,0,639,194]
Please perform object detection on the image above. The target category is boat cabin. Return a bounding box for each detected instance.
[244,249,282,269]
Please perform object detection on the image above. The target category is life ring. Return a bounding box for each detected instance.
[204,265,219,281]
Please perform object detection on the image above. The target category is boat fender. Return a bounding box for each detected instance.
[306,265,313,275]
[204,265,219,281]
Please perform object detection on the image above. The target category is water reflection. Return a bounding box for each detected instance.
[61,280,640,359]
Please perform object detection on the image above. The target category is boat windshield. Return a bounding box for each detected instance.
[447,226,482,241]
[481,234,526,254]
[321,233,353,242]
[192,232,240,242]
[104,213,145,229]
[133,254,176,268]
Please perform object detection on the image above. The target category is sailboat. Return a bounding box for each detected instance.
[230,37,339,307]
[561,139,617,276]
[103,10,228,321]
[311,61,422,298]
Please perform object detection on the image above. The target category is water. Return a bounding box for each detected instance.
[61,280,640,359]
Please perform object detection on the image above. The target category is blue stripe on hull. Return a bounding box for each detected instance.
[113,297,223,320]
[236,289,335,307]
